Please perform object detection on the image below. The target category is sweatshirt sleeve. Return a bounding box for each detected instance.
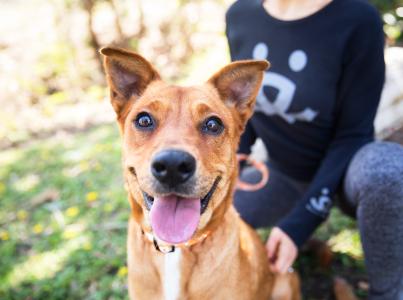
[277,9,385,247]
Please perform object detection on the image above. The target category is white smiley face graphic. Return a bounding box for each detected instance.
[253,42,317,124]
[306,187,332,218]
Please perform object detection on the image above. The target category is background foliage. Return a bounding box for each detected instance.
[371,0,403,43]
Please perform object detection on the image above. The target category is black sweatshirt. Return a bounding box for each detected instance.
[226,0,385,246]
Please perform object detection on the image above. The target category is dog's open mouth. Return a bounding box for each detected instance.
[142,176,221,244]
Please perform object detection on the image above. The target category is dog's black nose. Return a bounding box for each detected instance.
[151,150,196,187]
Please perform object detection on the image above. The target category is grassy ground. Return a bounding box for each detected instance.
[0,124,368,300]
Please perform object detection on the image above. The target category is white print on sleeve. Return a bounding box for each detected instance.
[306,188,332,218]
[252,42,318,124]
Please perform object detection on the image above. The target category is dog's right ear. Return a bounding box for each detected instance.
[100,47,160,116]
[207,60,269,128]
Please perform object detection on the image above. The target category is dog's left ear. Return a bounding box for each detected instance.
[207,60,269,125]
[100,47,161,116]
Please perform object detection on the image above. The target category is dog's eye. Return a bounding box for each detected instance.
[134,112,155,130]
[201,117,224,135]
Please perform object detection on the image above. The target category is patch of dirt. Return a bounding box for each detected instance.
[298,251,368,300]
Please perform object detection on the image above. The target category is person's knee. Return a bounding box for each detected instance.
[346,142,403,202]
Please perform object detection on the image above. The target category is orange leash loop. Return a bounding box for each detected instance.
[236,154,269,192]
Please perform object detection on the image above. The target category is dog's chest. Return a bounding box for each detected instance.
[162,249,182,300]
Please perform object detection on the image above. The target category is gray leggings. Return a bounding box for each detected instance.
[234,142,403,300]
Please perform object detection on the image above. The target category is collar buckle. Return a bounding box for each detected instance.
[153,238,175,253]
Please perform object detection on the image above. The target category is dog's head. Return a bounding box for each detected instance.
[101,47,269,245]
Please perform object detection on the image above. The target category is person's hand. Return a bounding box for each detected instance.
[266,227,298,274]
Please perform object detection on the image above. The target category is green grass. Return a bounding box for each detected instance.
[0,124,128,300]
[0,124,366,299]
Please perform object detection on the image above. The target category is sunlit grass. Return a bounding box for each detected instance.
[1,235,89,289]
[0,124,129,299]
[13,173,40,192]
[329,229,363,259]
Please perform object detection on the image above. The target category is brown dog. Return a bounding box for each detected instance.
[100,46,301,300]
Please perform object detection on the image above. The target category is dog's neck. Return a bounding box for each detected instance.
[141,228,212,254]
[132,206,241,299]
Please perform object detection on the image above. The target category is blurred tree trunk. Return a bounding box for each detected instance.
[82,0,103,71]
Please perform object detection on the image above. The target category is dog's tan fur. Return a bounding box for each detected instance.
[101,46,302,300]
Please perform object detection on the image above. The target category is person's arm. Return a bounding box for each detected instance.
[276,9,385,248]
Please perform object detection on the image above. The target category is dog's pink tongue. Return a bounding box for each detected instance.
[150,195,200,244]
